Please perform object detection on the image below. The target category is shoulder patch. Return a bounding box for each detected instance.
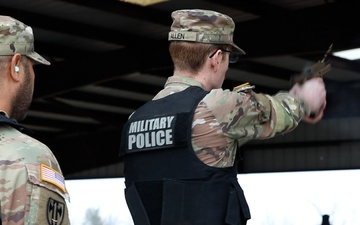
[233,82,255,93]
[47,197,66,225]
[40,164,66,193]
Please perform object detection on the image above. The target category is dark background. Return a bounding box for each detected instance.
[1,0,359,179]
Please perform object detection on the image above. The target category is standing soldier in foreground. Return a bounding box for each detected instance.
[0,16,70,225]
[120,9,326,225]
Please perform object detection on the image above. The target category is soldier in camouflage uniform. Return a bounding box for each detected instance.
[120,9,326,225]
[0,16,70,225]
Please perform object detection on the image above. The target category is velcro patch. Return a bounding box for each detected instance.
[40,164,66,193]
[47,197,66,225]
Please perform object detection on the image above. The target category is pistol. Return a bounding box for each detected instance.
[290,43,333,86]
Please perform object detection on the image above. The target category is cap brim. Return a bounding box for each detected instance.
[27,51,51,65]
[231,43,246,55]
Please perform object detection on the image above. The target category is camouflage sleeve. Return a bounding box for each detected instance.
[26,163,71,225]
[0,163,71,225]
[205,88,305,141]
[0,126,70,225]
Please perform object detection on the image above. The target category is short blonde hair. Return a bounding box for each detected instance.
[169,41,227,73]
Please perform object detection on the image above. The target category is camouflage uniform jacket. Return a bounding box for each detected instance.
[0,114,70,225]
[153,75,306,168]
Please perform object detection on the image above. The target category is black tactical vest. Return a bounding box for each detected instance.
[120,86,250,225]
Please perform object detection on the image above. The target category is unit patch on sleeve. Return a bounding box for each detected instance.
[47,197,65,225]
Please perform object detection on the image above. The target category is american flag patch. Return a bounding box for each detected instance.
[40,164,66,193]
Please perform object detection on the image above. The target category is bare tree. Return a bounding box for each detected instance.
[82,208,118,225]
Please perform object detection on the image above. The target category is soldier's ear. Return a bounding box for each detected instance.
[209,49,222,69]
[10,53,22,81]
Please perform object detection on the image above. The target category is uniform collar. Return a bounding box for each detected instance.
[0,112,33,135]
[165,75,206,90]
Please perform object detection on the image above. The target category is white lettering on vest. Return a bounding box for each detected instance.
[128,116,175,150]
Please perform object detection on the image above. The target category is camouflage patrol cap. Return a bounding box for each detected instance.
[168,9,245,55]
[0,16,50,65]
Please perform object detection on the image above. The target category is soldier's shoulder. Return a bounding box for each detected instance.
[0,126,56,163]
